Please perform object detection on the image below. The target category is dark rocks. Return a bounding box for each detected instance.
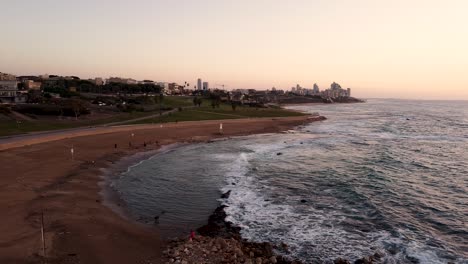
[162,235,280,264]
[354,256,374,264]
[160,191,370,263]
[221,190,231,199]
[197,205,241,239]
[335,258,351,264]
[300,199,307,203]
[277,153,283,156]
[373,251,384,259]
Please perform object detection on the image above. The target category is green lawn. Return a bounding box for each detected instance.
[0,121,73,137]
[0,96,192,137]
[0,99,307,137]
[160,96,194,108]
[0,111,159,137]
[130,104,307,124]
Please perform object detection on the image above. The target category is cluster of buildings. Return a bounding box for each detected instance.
[225,82,353,105]
[290,82,351,99]
[0,72,210,103]
[197,78,209,91]
[1,70,354,105]
[105,77,212,95]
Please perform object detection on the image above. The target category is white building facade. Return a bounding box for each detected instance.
[203,81,209,90]
[197,78,202,90]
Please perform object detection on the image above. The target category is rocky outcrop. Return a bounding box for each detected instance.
[163,187,381,264]
[196,205,241,239]
[162,235,301,264]
[163,190,303,264]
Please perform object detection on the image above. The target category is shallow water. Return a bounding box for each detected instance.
[113,99,468,263]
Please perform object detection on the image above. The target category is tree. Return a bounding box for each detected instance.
[231,102,237,111]
[69,99,86,120]
[159,93,164,116]
[209,93,221,108]
[193,97,203,107]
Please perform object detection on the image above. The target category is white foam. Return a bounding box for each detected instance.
[217,150,461,263]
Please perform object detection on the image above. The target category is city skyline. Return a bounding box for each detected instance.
[1,0,468,100]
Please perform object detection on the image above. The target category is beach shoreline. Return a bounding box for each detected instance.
[0,115,323,264]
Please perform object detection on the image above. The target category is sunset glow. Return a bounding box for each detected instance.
[1,0,468,99]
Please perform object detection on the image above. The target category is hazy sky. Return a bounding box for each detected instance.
[1,0,468,99]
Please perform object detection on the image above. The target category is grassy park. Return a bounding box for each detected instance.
[0,97,307,137]
[130,104,307,124]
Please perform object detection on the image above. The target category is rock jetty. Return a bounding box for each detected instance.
[162,192,383,264]
[162,235,299,264]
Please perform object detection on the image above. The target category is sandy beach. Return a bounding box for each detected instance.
[0,116,319,264]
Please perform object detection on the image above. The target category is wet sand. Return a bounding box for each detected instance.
[0,116,318,264]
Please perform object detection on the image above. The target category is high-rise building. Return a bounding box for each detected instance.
[202,82,209,90]
[313,83,320,93]
[330,82,342,90]
[197,78,202,90]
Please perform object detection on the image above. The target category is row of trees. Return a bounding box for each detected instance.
[196,92,243,111]
[14,98,90,119]
[41,79,163,97]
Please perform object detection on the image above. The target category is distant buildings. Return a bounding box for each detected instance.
[203,81,209,91]
[313,83,320,94]
[157,82,169,94]
[16,76,42,91]
[195,78,212,92]
[106,77,137,85]
[167,83,186,95]
[233,89,249,95]
[320,82,351,98]
[197,78,202,91]
[291,84,318,96]
[90,77,104,86]
[24,80,42,90]
[289,82,350,99]
[0,73,18,103]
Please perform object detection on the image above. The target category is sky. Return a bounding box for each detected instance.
[1,0,468,99]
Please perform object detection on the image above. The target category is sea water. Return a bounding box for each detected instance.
[112,99,467,263]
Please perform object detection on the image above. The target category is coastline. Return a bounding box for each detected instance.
[0,115,322,264]
[98,145,179,226]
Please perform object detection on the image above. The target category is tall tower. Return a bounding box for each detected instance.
[203,82,209,90]
[197,78,202,91]
[313,83,320,93]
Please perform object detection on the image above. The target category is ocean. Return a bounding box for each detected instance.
[112,99,468,263]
